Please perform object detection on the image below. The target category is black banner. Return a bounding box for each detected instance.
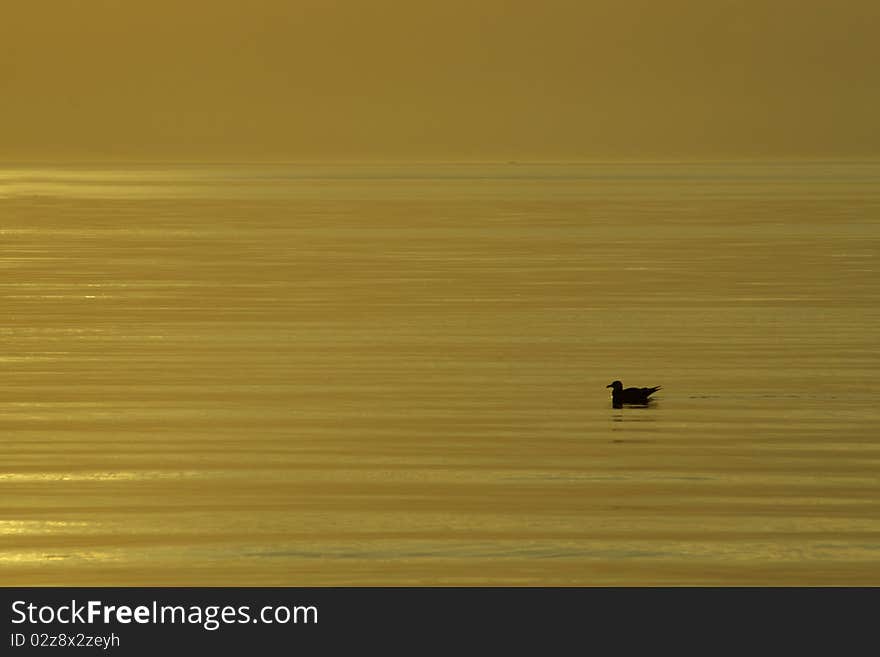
[1,588,874,654]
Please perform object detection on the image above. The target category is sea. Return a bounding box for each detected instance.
[1,161,878,585]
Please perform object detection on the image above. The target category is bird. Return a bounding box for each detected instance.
[606,380,661,407]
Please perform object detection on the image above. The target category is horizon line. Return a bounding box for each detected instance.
[3,156,880,168]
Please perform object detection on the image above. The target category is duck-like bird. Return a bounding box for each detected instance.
[606,380,661,407]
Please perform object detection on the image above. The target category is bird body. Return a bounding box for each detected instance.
[606,380,661,407]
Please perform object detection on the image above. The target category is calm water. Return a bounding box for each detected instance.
[1,162,878,585]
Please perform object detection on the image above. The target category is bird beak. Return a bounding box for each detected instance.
[606,384,613,388]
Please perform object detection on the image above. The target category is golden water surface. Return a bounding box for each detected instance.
[2,162,878,585]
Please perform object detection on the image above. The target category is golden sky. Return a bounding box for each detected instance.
[2,0,878,161]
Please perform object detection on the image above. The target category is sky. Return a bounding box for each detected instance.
[2,0,878,162]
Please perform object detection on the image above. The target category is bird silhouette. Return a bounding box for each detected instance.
[606,380,661,408]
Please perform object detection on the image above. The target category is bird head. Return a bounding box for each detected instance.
[606,381,623,391]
